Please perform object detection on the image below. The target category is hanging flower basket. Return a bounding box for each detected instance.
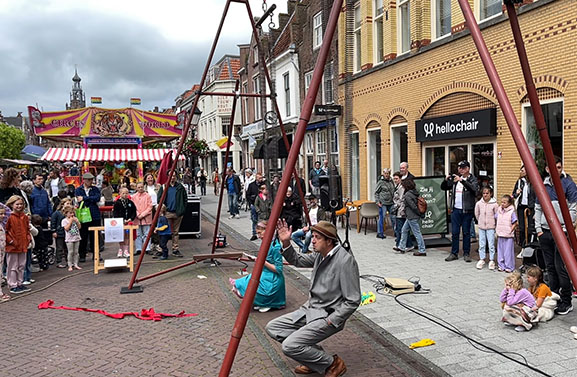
[183,138,210,158]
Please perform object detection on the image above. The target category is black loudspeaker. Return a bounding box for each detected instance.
[319,166,343,211]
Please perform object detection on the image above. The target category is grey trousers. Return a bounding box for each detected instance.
[265,312,342,374]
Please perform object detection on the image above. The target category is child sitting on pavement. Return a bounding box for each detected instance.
[153,205,171,261]
[527,265,559,322]
[500,271,536,332]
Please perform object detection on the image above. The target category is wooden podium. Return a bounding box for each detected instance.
[89,225,138,274]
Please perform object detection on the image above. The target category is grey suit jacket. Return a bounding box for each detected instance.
[281,244,361,328]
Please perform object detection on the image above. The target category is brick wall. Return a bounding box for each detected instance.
[338,0,575,200]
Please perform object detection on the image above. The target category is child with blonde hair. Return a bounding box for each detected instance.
[61,206,82,271]
[527,266,559,322]
[496,194,518,272]
[474,187,498,270]
[500,271,536,331]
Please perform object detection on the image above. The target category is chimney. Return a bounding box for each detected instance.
[17,112,23,117]
[154,106,159,112]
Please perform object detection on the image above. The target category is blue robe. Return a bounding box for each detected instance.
[235,239,286,308]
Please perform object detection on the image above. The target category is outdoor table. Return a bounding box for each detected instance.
[88,225,138,274]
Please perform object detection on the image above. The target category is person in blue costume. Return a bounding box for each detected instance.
[230,220,286,313]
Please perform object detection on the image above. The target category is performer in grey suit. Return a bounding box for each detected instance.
[266,220,361,376]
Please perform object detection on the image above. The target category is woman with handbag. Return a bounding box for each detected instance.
[74,173,101,263]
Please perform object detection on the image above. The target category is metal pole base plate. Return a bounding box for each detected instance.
[120,285,144,294]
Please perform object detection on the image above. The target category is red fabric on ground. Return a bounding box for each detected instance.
[38,300,198,321]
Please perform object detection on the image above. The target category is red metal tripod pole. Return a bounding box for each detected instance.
[125,0,233,290]
[505,1,577,256]
[218,0,343,374]
[211,80,241,255]
[456,0,577,285]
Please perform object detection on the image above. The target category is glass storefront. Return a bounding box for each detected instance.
[351,132,360,200]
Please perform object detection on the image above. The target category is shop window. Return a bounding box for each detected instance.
[351,132,360,200]
[313,12,323,49]
[425,147,446,176]
[449,145,468,175]
[367,128,382,197]
[354,4,362,72]
[433,0,451,40]
[472,143,494,189]
[305,133,315,155]
[398,0,411,54]
[390,124,408,172]
[374,0,384,64]
[478,0,501,21]
[524,100,563,174]
[322,63,334,104]
[316,129,327,162]
[283,72,291,117]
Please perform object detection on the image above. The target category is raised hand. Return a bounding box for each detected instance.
[276,219,292,244]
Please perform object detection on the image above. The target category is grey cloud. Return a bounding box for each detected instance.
[0,8,242,115]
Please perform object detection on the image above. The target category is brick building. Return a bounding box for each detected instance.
[337,0,574,200]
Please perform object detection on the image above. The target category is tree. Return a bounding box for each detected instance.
[0,122,26,159]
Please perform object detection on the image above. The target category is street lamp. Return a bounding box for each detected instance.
[191,106,202,126]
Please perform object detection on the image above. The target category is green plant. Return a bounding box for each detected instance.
[183,138,210,158]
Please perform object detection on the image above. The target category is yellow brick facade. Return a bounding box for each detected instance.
[338,0,576,201]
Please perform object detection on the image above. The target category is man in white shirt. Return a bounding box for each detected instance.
[44,169,67,200]
[441,160,479,262]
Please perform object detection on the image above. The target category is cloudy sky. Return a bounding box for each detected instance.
[0,0,286,116]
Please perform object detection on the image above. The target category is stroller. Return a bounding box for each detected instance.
[519,207,546,274]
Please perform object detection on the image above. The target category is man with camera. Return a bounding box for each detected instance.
[441,160,479,262]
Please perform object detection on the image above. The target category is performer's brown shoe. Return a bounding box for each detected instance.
[325,355,347,377]
[294,364,314,374]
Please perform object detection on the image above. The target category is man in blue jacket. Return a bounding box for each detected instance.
[75,172,101,263]
[31,174,52,225]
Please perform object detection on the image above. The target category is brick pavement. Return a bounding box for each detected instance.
[0,198,444,377]
[202,190,577,377]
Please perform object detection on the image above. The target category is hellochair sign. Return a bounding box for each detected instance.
[415,108,496,142]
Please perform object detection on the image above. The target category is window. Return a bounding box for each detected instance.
[253,76,261,120]
[283,72,290,117]
[221,117,230,137]
[351,132,360,200]
[313,12,323,49]
[329,124,339,167]
[322,63,334,104]
[374,0,384,64]
[398,0,411,54]
[354,4,362,72]
[316,129,327,162]
[479,0,502,21]
[242,81,249,123]
[305,133,314,155]
[433,0,451,39]
[304,71,313,94]
[524,100,563,174]
[253,45,259,65]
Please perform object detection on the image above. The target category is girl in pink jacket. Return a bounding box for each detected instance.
[132,182,153,256]
[474,187,499,270]
[496,194,518,272]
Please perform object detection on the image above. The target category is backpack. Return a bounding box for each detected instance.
[417,195,427,215]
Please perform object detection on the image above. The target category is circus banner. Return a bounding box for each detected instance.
[28,106,186,138]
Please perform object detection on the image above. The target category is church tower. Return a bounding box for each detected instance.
[66,67,86,110]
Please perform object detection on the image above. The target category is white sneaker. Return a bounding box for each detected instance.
[117,250,123,258]
[228,215,234,219]
[488,261,496,270]
[570,326,577,334]
[258,307,271,313]
[476,260,485,270]
[122,250,129,258]
[234,214,241,219]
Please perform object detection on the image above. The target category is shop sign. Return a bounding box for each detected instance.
[85,137,141,145]
[415,108,496,142]
[314,104,342,116]
[414,176,449,235]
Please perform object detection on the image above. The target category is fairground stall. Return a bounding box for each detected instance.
[29,106,186,185]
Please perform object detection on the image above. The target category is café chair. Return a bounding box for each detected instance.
[359,201,379,235]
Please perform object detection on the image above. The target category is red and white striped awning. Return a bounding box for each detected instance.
[40,148,185,162]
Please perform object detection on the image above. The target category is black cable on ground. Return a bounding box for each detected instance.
[359,274,552,377]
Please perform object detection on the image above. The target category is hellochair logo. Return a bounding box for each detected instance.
[415,108,496,142]
[424,123,434,138]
